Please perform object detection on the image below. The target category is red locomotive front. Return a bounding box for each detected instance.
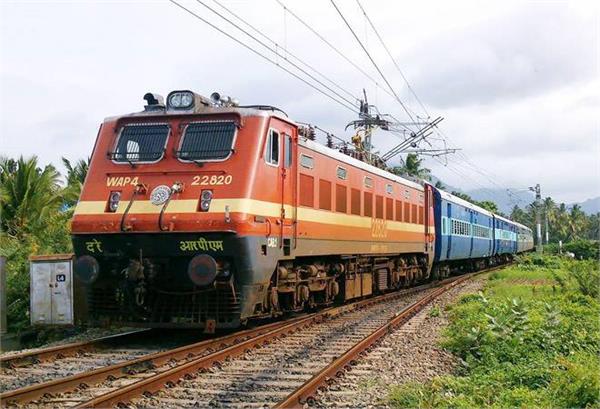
[71,90,433,330]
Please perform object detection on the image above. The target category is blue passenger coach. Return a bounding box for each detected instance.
[493,214,518,260]
[432,187,495,277]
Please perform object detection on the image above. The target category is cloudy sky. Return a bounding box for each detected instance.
[1,0,598,204]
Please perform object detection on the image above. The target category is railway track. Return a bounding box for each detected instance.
[275,266,502,408]
[0,329,161,393]
[0,266,503,408]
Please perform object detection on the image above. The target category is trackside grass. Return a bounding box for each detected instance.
[388,255,600,409]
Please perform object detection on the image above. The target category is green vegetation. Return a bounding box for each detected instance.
[1,156,88,332]
[388,255,600,409]
[511,198,599,244]
[390,153,432,181]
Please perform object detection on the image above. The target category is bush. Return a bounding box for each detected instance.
[0,212,72,332]
[563,240,600,260]
[569,260,600,298]
[388,257,600,409]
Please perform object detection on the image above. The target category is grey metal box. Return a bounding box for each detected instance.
[30,254,75,326]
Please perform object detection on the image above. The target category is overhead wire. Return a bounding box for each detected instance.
[193,0,359,111]
[329,0,418,131]
[210,0,360,104]
[274,0,399,105]
[169,0,359,114]
[354,0,430,119]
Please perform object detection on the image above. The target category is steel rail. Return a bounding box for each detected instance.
[0,318,305,405]
[0,329,151,369]
[0,284,416,406]
[274,265,507,408]
[71,281,446,408]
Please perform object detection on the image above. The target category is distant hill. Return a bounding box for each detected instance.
[575,196,600,214]
[465,188,532,215]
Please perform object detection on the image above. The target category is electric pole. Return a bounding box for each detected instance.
[545,211,549,244]
[529,184,542,253]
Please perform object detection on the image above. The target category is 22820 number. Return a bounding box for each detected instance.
[191,175,233,186]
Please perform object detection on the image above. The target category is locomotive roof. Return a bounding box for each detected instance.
[106,105,292,124]
[436,189,495,217]
[299,137,424,191]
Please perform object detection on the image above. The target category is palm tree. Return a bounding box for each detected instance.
[568,204,587,240]
[477,200,499,213]
[390,153,431,181]
[554,203,570,243]
[434,180,445,190]
[586,213,600,241]
[62,157,90,206]
[62,157,89,187]
[0,156,63,236]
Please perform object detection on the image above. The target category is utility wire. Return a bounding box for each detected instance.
[193,0,359,111]
[354,0,430,119]
[169,0,359,114]
[275,0,397,102]
[329,0,418,130]
[211,0,360,103]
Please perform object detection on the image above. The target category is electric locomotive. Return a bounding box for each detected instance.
[71,90,435,330]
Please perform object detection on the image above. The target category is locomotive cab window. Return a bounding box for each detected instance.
[112,123,169,163]
[177,121,236,162]
[265,129,280,166]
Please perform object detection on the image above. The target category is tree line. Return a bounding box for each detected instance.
[1,156,88,331]
[390,153,599,243]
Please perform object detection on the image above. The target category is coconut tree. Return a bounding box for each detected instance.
[0,156,63,236]
[390,153,431,181]
[62,157,90,207]
[568,204,587,240]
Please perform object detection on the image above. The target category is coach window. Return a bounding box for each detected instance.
[364,176,373,188]
[386,184,393,194]
[336,166,347,180]
[284,134,292,168]
[265,129,279,166]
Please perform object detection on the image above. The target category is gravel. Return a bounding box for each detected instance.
[316,276,488,408]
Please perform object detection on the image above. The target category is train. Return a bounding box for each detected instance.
[70,90,534,331]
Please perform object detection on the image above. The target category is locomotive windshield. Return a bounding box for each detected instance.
[112,123,169,163]
[176,121,236,161]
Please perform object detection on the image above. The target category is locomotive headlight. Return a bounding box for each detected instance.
[188,254,218,287]
[107,191,121,212]
[199,189,213,212]
[74,255,100,284]
[167,90,195,109]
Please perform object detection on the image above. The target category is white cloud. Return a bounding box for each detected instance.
[0,0,598,204]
